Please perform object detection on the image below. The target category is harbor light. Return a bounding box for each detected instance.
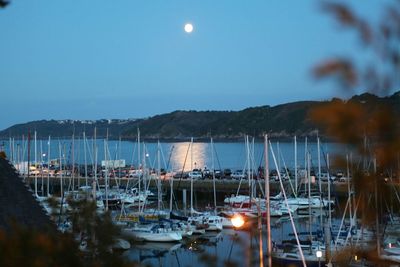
[231,214,245,228]
[316,249,322,267]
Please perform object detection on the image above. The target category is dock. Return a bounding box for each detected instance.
[22,175,365,197]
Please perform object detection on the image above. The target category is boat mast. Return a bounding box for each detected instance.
[94,127,98,202]
[47,136,51,196]
[304,136,308,193]
[169,164,174,212]
[252,137,256,199]
[318,136,323,236]
[137,128,141,214]
[277,141,280,173]
[264,134,272,267]
[58,140,63,199]
[83,131,88,187]
[318,136,322,194]
[246,135,251,204]
[373,157,381,258]
[211,137,217,214]
[27,131,30,180]
[347,154,353,227]
[157,141,162,211]
[141,141,147,213]
[8,137,12,164]
[17,142,21,176]
[34,130,37,197]
[326,153,332,263]
[270,140,307,267]
[169,145,175,212]
[13,138,16,165]
[294,136,298,197]
[104,130,109,211]
[40,139,44,196]
[307,152,312,254]
[190,137,194,216]
[72,131,75,192]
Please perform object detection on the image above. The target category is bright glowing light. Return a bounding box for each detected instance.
[316,250,323,258]
[231,214,245,228]
[184,23,193,33]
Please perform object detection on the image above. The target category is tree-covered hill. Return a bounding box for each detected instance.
[1,91,398,141]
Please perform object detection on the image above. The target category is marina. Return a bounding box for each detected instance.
[1,134,399,266]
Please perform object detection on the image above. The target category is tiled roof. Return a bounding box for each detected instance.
[0,157,56,233]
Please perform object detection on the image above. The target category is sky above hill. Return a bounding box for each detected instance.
[0,0,391,130]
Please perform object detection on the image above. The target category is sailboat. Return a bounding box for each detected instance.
[121,222,182,242]
[272,245,326,267]
[223,136,286,222]
[268,140,328,267]
[119,139,185,242]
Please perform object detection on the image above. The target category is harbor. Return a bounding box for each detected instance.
[1,135,400,266]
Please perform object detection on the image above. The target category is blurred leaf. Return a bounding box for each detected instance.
[313,59,357,88]
[0,0,9,8]
[322,2,357,26]
[310,100,365,144]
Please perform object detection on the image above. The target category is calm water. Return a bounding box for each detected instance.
[1,139,347,172]
[122,215,328,267]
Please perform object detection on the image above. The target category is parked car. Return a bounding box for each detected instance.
[339,176,351,182]
[245,170,257,179]
[128,170,143,178]
[231,170,245,180]
[213,170,222,179]
[335,171,344,178]
[188,171,202,179]
[173,172,189,179]
[114,171,126,178]
[223,169,232,179]
[202,169,212,179]
[317,172,336,181]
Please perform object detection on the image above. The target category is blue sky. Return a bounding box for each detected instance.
[0,1,388,129]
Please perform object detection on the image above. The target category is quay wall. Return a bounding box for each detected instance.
[23,176,358,198]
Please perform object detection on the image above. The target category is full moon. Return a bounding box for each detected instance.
[184,23,193,33]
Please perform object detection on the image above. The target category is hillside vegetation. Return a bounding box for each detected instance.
[1,91,399,141]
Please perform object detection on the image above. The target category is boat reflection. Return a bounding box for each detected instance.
[123,241,182,262]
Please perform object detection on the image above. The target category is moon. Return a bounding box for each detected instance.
[184,23,193,33]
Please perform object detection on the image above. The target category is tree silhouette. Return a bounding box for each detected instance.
[312,1,400,265]
[0,1,9,8]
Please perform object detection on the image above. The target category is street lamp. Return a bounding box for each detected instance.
[231,213,245,229]
[316,250,322,267]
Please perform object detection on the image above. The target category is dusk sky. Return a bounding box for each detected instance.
[0,1,388,130]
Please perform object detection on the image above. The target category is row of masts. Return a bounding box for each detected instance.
[4,132,360,201]
[4,130,398,265]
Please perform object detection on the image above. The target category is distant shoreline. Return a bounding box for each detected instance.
[0,135,335,143]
